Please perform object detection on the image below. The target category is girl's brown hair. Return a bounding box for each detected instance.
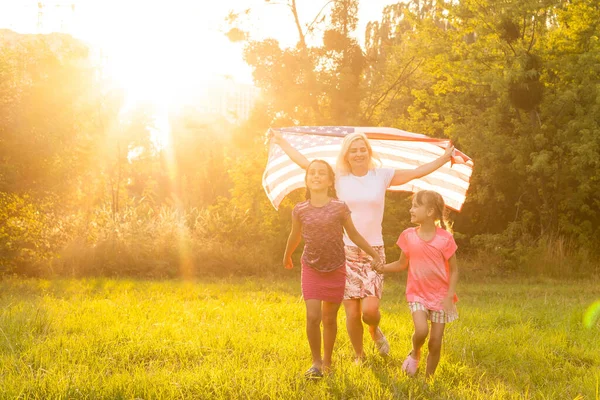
[305,159,338,200]
[413,190,451,231]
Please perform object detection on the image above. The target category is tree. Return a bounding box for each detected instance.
[364,0,600,253]
[227,0,365,126]
[0,32,104,202]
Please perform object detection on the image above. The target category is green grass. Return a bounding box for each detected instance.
[0,276,598,399]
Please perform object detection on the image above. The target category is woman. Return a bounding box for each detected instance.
[271,129,453,362]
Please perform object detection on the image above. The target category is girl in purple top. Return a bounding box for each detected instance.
[284,160,382,379]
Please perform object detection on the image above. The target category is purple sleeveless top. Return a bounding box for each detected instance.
[292,199,351,272]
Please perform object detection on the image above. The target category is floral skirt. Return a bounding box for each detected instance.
[343,245,386,300]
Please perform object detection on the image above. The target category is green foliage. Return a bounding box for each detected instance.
[2,0,600,277]
[239,0,365,126]
[165,111,234,209]
[0,33,106,201]
[49,202,281,278]
[469,226,598,277]
[0,193,53,274]
[362,0,600,261]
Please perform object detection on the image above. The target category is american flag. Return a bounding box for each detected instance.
[263,126,474,211]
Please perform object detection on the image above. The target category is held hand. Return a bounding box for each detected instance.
[370,255,384,273]
[283,257,294,270]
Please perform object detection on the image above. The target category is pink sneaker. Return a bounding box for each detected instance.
[401,353,419,376]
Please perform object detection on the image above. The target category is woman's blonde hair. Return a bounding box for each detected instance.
[336,132,381,175]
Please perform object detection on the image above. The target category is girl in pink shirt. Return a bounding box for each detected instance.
[376,190,459,378]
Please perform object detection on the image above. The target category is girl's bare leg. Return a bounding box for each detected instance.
[343,298,364,360]
[363,296,381,339]
[305,299,323,369]
[410,311,429,360]
[426,322,446,377]
[321,301,341,372]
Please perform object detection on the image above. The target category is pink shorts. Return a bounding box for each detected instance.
[343,246,386,300]
[301,262,346,303]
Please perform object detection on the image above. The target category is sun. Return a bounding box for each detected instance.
[97,7,224,108]
[105,38,213,111]
[71,2,252,147]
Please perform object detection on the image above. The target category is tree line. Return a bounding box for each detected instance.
[1,0,598,277]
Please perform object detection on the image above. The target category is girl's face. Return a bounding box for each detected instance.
[346,139,370,171]
[306,162,332,192]
[409,198,433,224]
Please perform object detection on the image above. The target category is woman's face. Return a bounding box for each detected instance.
[346,139,370,171]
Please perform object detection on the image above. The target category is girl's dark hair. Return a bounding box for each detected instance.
[413,190,451,231]
[305,159,338,200]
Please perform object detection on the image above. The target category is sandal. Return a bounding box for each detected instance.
[353,356,365,366]
[304,366,323,380]
[374,327,390,357]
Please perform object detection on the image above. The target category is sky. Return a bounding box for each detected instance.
[0,0,400,146]
[0,0,397,85]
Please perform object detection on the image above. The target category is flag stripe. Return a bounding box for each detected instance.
[264,158,469,193]
[265,145,471,188]
[266,179,466,213]
[263,127,474,211]
[266,141,463,174]
[269,133,472,175]
[267,146,342,169]
[265,169,467,206]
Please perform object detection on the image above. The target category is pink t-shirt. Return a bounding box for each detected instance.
[397,227,458,310]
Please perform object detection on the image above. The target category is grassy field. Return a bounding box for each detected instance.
[0,275,598,399]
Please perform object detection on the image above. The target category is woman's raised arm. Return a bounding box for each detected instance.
[390,144,454,186]
[269,129,310,170]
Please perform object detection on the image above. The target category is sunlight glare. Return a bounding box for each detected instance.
[74,1,251,148]
[583,300,600,328]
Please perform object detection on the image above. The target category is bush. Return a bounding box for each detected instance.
[468,223,598,277]
[0,193,58,275]
[5,195,597,279]
[49,201,282,278]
